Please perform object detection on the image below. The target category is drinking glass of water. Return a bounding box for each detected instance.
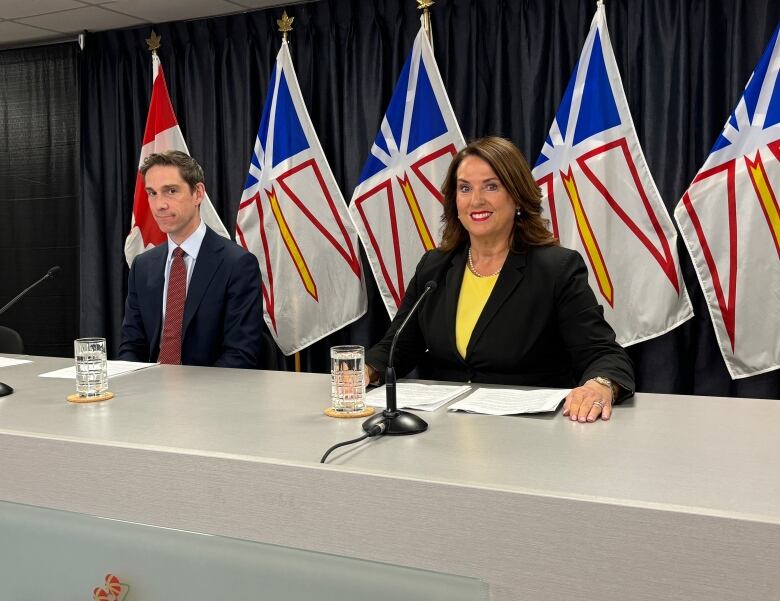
[330,345,366,413]
[74,337,108,397]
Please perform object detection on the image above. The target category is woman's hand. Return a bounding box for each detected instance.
[562,379,613,422]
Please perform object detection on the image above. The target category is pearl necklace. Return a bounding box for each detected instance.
[467,247,502,278]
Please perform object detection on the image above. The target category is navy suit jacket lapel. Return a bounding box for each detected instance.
[183,228,224,334]
[146,246,167,353]
[465,250,527,359]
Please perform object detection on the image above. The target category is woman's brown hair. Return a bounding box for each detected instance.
[439,137,557,252]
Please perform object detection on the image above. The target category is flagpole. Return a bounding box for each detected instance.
[275,10,302,372]
[417,0,434,45]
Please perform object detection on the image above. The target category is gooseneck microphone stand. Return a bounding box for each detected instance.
[362,280,438,436]
[0,266,61,397]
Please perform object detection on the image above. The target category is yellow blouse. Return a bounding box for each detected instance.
[455,266,499,359]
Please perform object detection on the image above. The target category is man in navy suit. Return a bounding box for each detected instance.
[119,151,263,368]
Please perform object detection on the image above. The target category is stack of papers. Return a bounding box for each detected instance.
[448,387,571,415]
[38,360,157,379]
[366,383,471,412]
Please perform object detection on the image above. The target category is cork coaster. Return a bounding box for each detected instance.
[324,406,375,419]
[67,391,114,404]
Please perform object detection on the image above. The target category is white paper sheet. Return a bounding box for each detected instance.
[366,383,471,412]
[39,360,158,379]
[0,357,31,368]
[448,387,571,415]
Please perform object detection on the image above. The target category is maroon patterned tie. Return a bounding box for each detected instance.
[158,247,186,364]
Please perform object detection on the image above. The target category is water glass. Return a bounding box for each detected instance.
[75,337,108,397]
[330,345,366,413]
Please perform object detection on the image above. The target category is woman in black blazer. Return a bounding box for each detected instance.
[366,137,634,423]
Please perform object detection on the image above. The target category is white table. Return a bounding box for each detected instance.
[1,355,778,600]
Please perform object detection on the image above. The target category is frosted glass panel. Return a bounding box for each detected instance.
[0,501,487,600]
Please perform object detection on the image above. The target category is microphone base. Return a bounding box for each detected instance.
[0,382,13,397]
[363,410,428,436]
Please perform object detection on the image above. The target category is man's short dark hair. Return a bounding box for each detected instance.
[140,151,205,191]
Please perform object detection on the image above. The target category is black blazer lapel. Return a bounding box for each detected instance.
[466,251,527,358]
[183,228,225,334]
[443,247,468,360]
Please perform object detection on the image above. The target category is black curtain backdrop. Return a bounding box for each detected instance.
[0,43,79,357]
[79,0,780,398]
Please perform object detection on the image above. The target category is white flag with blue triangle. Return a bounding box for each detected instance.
[532,1,692,346]
[236,40,367,355]
[348,20,465,316]
[675,23,780,378]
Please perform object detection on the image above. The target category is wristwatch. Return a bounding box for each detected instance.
[590,376,618,401]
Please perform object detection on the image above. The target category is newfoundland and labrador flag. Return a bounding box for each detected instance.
[674,23,780,378]
[235,41,366,355]
[348,21,465,316]
[532,1,692,346]
[124,53,229,267]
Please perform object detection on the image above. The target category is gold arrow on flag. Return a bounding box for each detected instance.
[561,169,614,307]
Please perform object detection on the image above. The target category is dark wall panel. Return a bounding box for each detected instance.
[0,43,79,357]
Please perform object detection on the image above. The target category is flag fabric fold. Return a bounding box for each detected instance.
[674,23,780,378]
[348,20,465,317]
[125,53,229,267]
[532,1,693,346]
[236,41,367,355]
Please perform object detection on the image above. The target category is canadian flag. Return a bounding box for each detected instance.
[124,53,229,266]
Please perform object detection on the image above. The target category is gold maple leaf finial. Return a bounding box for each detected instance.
[277,10,294,40]
[145,30,161,53]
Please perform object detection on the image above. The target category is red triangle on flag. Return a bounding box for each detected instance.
[141,66,178,146]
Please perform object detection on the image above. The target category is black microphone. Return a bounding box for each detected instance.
[0,266,60,398]
[0,266,61,317]
[362,280,438,436]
